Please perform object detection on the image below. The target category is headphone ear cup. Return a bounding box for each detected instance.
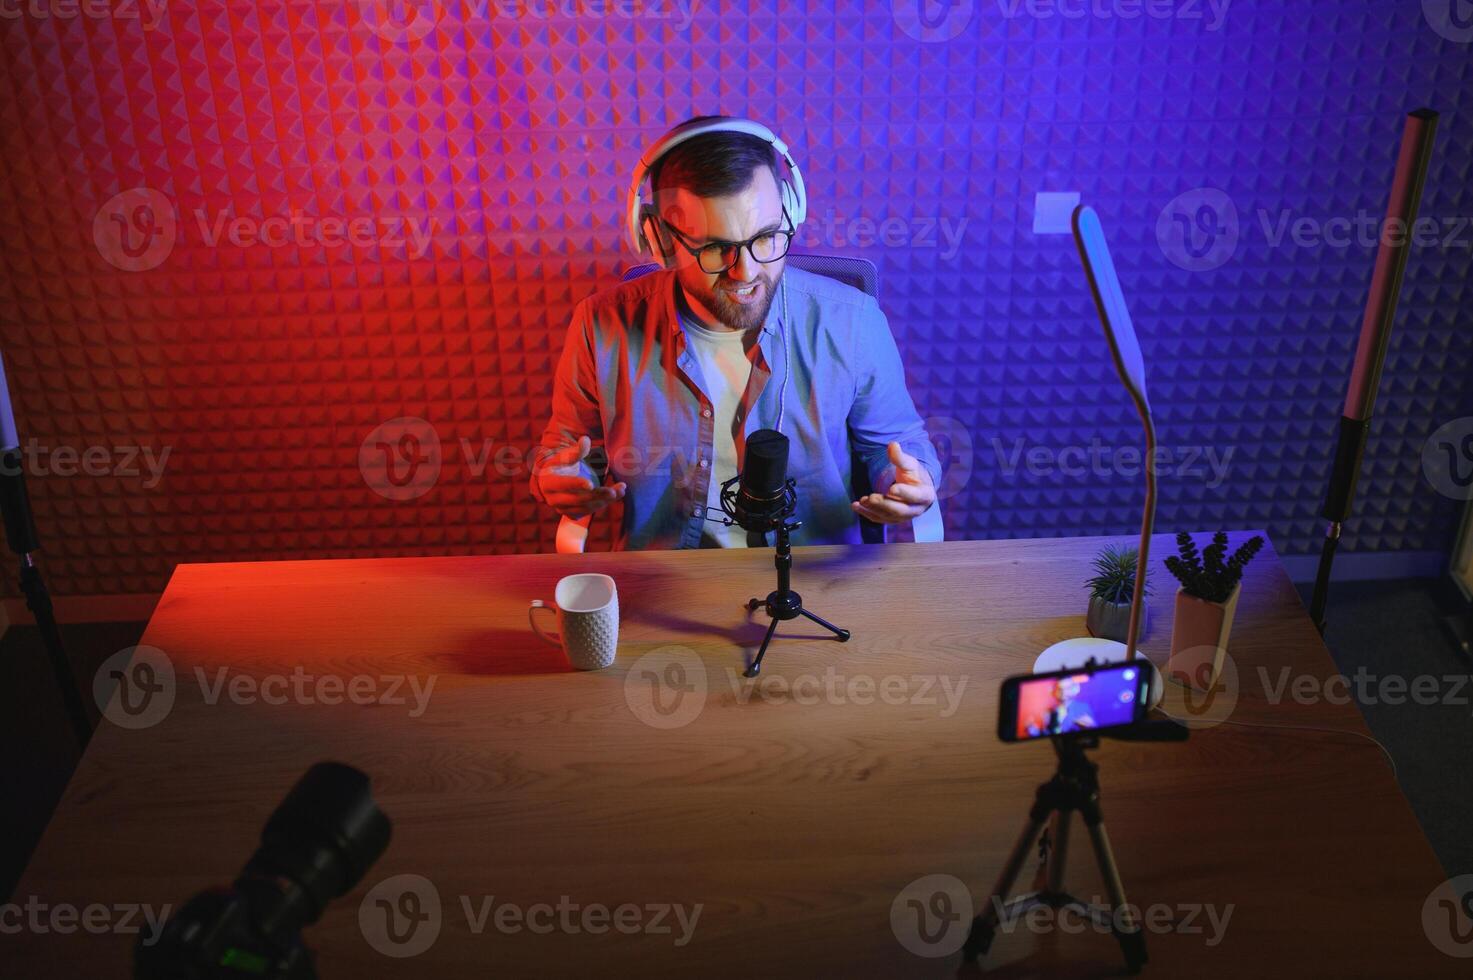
[780,181,803,232]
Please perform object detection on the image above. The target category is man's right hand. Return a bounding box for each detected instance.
[534,435,627,519]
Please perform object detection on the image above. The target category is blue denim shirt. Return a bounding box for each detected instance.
[531,266,942,550]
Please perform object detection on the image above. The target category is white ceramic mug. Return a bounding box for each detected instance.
[529,573,619,670]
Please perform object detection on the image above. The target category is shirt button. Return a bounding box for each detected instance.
[701,408,712,418]
[693,505,704,517]
[699,458,709,468]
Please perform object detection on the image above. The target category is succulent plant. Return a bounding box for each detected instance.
[1086,544,1150,605]
[1164,531,1264,603]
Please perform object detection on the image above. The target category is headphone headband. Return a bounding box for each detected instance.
[626,117,807,260]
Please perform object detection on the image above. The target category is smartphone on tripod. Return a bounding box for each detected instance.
[976,659,1173,971]
[997,660,1151,742]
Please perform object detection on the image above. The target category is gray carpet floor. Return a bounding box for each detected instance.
[1294,577,1473,879]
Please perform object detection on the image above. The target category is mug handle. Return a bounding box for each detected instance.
[528,600,562,647]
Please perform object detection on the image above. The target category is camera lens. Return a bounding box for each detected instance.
[137,762,392,979]
[240,762,392,935]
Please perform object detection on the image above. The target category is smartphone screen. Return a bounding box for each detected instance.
[997,662,1150,742]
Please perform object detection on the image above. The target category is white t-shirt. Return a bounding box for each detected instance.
[680,315,754,548]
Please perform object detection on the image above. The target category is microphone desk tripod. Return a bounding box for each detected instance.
[709,474,851,677]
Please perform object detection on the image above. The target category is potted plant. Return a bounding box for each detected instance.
[1085,544,1149,643]
[1164,531,1264,689]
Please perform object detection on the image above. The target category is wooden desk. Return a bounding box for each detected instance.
[2,534,1460,977]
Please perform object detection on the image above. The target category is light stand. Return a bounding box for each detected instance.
[1033,204,1161,704]
[0,351,92,747]
[2,446,93,748]
[709,474,851,677]
[1310,109,1439,635]
[968,204,1178,973]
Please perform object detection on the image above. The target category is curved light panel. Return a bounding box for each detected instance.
[1072,204,1151,416]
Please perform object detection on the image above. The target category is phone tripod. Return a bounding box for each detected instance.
[966,722,1187,973]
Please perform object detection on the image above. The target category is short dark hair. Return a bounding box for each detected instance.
[649,115,780,200]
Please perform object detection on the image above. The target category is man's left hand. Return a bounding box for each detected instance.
[852,442,936,525]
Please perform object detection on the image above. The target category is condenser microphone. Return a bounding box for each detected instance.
[734,429,790,529]
[715,426,850,677]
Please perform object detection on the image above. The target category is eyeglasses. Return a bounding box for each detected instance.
[659,206,795,275]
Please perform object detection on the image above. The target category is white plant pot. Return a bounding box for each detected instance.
[1166,583,1241,691]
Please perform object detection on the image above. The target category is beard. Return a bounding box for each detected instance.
[696,266,783,332]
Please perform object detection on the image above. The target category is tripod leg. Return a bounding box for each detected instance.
[798,607,851,642]
[965,804,1053,961]
[1045,810,1072,898]
[744,614,781,678]
[1084,818,1147,973]
[1025,817,1053,894]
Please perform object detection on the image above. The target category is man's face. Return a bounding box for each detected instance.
[657,165,788,332]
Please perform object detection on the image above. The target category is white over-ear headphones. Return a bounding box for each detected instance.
[626,117,808,267]
[627,117,805,433]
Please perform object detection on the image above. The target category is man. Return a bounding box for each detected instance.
[1026,676,1098,738]
[530,116,942,549]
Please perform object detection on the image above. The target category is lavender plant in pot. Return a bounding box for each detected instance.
[1084,544,1149,643]
[1164,531,1264,690]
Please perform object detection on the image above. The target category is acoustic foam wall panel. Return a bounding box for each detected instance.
[0,1,1470,596]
